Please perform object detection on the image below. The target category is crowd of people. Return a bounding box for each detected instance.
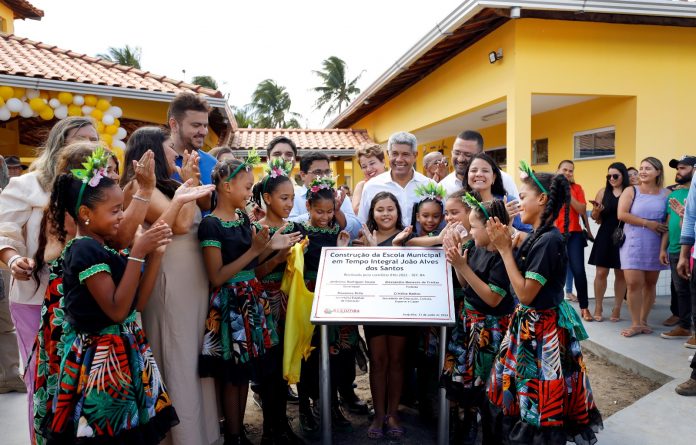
[0,91,693,445]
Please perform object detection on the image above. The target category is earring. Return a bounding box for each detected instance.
[85,218,90,226]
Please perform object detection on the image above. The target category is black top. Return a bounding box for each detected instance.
[514,227,567,310]
[303,223,340,276]
[199,210,257,271]
[377,233,398,247]
[464,246,515,316]
[254,221,301,281]
[599,189,620,229]
[63,237,129,333]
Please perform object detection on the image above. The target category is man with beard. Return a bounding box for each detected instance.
[358,131,436,227]
[168,93,217,186]
[440,130,518,197]
[661,156,696,342]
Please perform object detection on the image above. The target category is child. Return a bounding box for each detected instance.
[198,156,300,445]
[359,192,409,439]
[297,177,354,434]
[396,183,448,246]
[38,149,178,444]
[486,162,602,444]
[442,194,515,444]
[251,158,305,443]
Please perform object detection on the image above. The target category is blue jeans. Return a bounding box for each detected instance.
[565,232,589,309]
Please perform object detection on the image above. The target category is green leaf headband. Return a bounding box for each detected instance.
[71,147,110,215]
[226,148,261,182]
[306,176,336,198]
[519,160,548,194]
[462,192,490,219]
[262,158,293,192]
[414,182,447,203]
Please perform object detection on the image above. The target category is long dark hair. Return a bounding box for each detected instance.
[517,172,571,268]
[464,152,506,197]
[410,197,444,229]
[121,126,179,198]
[367,192,404,233]
[469,198,510,226]
[251,174,292,209]
[210,158,245,211]
[602,162,629,209]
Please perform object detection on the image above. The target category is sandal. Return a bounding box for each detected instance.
[581,309,593,322]
[367,424,384,440]
[621,326,644,337]
[384,415,405,440]
[593,313,604,322]
[610,307,621,322]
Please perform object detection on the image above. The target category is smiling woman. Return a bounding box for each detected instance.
[352,143,386,213]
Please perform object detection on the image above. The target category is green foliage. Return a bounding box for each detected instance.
[312,56,362,121]
[250,79,302,128]
[97,45,142,69]
[191,75,218,90]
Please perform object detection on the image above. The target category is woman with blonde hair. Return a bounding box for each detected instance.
[352,143,386,214]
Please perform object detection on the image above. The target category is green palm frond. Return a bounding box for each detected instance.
[312,56,363,121]
[97,45,142,69]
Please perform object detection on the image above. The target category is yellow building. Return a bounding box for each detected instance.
[0,1,233,166]
[329,0,696,196]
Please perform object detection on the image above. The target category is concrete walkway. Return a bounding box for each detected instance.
[571,296,696,445]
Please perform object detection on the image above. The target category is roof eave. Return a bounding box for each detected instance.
[327,0,696,128]
[0,73,229,108]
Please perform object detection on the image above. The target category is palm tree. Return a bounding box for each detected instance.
[191,75,218,90]
[232,105,255,128]
[97,45,142,69]
[312,56,362,121]
[250,79,302,128]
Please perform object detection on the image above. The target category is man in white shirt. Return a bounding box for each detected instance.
[440,130,518,197]
[358,131,436,227]
[289,152,361,238]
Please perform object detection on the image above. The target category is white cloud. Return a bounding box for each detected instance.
[16,0,462,127]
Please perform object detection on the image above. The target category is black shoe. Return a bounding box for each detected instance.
[340,391,369,415]
[462,410,479,445]
[287,385,299,403]
[299,406,320,435]
[274,420,306,445]
[331,405,352,432]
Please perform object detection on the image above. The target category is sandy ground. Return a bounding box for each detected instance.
[241,349,660,444]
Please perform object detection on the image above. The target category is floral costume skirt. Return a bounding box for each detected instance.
[486,301,603,445]
[40,311,178,444]
[199,273,279,384]
[441,300,511,406]
[260,273,288,333]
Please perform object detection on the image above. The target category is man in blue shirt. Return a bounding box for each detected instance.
[676,171,696,396]
[168,93,217,186]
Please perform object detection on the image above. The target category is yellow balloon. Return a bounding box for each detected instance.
[39,107,54,121]
[105,124,118,135]
[58,92,73,105]
[91,108,104,120]
[12,87,25,98]
[96,121,105,133]
[96,99,110,112]
[100,133,113,145]
[84,95,97,107]
[0,86,13,101]
[0,96,5,107]
[113,118,120,128]
[29,97,47,112]
[67,104,82,116]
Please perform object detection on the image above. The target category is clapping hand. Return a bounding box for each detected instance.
[133,150,155,192]
[486,217,513,253]
[268,223,302,249]
[172,179,215,205]
[392,225,413,246]
[360,224,378,246]
[505,195,521,220]
[251,225,271,252]
[131,221,172,258]
[179,150,201,185]
[337,230,351,247]
[445,243,469,270]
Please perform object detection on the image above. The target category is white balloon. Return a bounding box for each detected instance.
[49,98,61,109]
[115,127,127,140]
[6,98,23,112]
[108,106,123,118]
[20,103,34,118]
[81,105,93,115]
[102,113,115,125]
[0,106,10,121]
[26,89,40,99]
[112,140,126,150]
[54,105,68,120]
[72,95,85,106]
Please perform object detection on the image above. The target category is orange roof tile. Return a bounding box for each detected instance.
[0,34,222,97]
[229,128,375,154]
[3,0,43,20]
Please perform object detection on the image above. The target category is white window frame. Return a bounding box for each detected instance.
[573,126,616,161]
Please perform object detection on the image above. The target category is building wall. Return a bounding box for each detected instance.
[0,2,16,34]
[349,18,696,192]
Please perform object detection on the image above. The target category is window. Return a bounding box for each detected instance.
[532,138,548,164]
[574,126,615,160]
[486,147,507,167]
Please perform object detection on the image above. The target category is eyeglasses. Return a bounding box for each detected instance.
[433,159,449,166]
[308,169,333,177]
[606,174,621,180]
